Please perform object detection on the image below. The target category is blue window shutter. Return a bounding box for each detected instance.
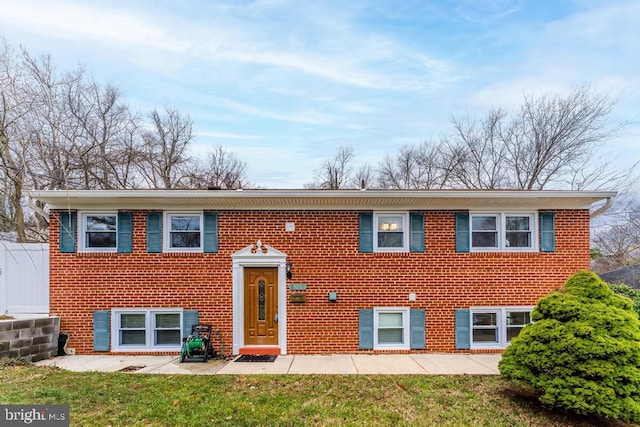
[539,212,556,252]
[93,310,111,351]
[146,212,162,253]
[203,212,219,253]
[117,211,133,253]
[410,212,425,253]
[182,310,199,339]
[59,211,76,253]
[410,309,426,349]
[358,309,374,349]
[455,309,471,350]
[455,212,470,253]
[359,212,373,253]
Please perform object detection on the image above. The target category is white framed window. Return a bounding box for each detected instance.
[470,307,533,349]
[506,310,532,342]
[164,213,203,252]
[79,212,117,252]
[374,307,410,350]
[154,312,182,345]
[471,215,498,249]
[112,309,183,351]
[374,213,409,252]
[470,213,536,251]
[119,312,146,346]
[505,215,533,249]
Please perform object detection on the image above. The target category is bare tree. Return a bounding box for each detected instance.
[195,145,249,189]
[383,85,634,192]
[445,109,510,189]
[0,39,38,241]
[139,106,195,189]
[20,52,84,191]
[377,149,413,189]
[1,41,144,239]
[506,86,625,190]
[376,142,453,189]
[64,79,141,189]
[352,163,374,189]
[592,199,640,273]
[307,146,355,189]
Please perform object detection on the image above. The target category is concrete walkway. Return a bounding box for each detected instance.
[36,354,501,375]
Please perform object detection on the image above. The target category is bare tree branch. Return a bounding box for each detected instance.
[592,199,640,273]
[194,145,249,189]
[139,106,195,189]
[308,146,355,189]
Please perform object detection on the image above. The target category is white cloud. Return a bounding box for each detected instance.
[454,0,524,24]
[197,131,264,141]
[546,1,640,46]
[1,0,456,93]
[207,96,337,126]
[0,1,188,52]
[467,1,640,110]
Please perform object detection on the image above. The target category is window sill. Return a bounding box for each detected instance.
[77,252,119,258]
[374,346,410,351]
[112,346,182,353]
[470,345,505,350]
[160,252,212,257]
[372,252,411,258]
[468,251,540,257]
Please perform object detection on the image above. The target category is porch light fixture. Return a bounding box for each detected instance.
[286,262,293,279]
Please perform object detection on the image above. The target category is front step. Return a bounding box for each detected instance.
[239,346,281,355]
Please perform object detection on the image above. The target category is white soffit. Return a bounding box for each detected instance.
[31,189,616,211]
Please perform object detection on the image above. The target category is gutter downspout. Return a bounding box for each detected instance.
[590,196,614,219]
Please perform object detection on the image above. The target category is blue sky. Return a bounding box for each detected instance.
[1,0,638,188]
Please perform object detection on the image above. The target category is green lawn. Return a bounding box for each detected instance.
[0,359,627,426]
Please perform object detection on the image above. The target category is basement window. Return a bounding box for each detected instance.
[112,309,182,351]
[374,307,410,350]
[470,307,533,349]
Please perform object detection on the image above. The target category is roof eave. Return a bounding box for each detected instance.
[29,189,617,211]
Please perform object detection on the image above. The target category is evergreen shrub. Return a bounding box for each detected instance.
[499,271,640,423]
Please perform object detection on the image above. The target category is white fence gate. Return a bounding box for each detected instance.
[0,243,49,316]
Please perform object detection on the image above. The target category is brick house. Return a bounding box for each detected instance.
[33,189,614,356]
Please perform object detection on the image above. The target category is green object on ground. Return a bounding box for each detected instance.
[186,338,204,352]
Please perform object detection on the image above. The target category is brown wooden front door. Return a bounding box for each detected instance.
[244,267,278,346]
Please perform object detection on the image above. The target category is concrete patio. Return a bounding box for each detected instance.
[36,353,501,375]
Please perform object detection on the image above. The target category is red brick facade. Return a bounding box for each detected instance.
[48,207,591,355]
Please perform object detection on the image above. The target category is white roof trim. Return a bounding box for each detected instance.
[30,189,617,213]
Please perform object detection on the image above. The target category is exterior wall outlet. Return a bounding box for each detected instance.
[408,293,417,302]
[285,222,295,232]
[65,348,75,355]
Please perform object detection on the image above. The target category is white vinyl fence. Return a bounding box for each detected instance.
[0,243,49,316]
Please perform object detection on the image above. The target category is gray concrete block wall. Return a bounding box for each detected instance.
[0,317,59,362]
